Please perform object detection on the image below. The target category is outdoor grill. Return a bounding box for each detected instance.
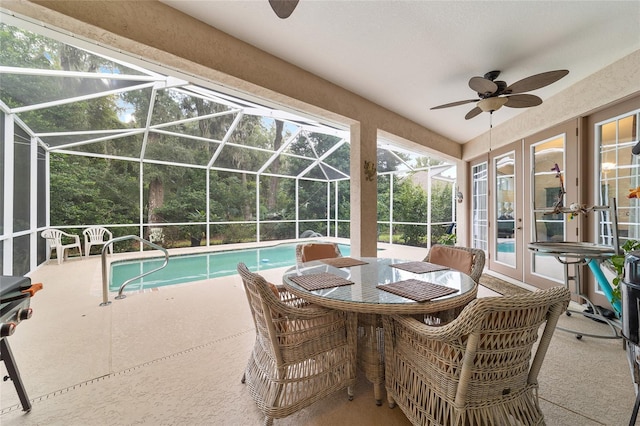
[620,251,640,425]
[0,275,43,412]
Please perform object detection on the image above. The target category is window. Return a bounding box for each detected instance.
[471,162,488,251]
[596,111,640,246]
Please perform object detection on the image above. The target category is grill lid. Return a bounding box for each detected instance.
[0,276,31,298]
[625,251,640,286]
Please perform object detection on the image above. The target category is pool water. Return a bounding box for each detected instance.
[497,241,515,253]
[110,242,350,291]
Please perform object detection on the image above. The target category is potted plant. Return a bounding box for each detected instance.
[607,239,640,303]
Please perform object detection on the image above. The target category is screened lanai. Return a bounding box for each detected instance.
[0,17,457,277]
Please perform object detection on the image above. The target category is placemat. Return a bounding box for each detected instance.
[377,279,457,302]
[288,273,354,291]
[321,257,369,268]
[390,261,450,274]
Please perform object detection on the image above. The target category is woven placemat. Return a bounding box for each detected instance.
[390,261,450,274]
[321,257,369,268]
[288,273,354,291]
[377,279,457,302]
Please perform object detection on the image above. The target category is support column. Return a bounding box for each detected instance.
[350,122,378,257]
[455,159,470,246]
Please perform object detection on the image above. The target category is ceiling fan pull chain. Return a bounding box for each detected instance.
[489,112,493,152]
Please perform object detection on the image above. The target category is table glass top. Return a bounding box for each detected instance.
[527,241,615,259]
[282,257,476,306]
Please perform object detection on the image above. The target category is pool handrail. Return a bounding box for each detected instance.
[100,235,169,306]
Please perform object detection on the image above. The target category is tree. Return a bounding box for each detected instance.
[49,154,139,226]
[393,177,429,246]
[267,120,284,211]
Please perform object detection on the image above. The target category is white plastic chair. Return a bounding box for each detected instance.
[83,226,113,257]
[41,228,82,264]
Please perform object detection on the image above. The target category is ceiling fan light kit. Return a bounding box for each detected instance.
[431,69,569,120]
[478,97,508,112]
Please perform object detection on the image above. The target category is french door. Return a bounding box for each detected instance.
[487,143,523,279]
[471,121,578,285]
[523,121,579,289]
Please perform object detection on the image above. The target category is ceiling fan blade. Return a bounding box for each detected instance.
[430,99,479,110]
[465,106,483,120]
[504,94,543,108]
[506,70,569,94]
[469,76,498,96]
[269,0,299,19]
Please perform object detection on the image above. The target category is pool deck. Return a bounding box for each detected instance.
[1,239,635,425]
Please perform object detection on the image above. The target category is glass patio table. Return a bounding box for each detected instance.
[282,256,478,404]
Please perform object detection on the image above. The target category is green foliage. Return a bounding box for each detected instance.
[260,222,296,241]
[437,233,457,245]
[379,173,455,247]
[377,175,391,221]
[298,181,328,220]
[609,240,640,302]
[50,154,139,225]
[222,224,256,244]
[210,172,256,221]
[393,177,428,245]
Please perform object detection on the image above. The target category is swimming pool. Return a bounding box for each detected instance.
[497,241,515,253]
[110,242,351,291]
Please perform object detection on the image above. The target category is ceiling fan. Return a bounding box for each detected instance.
[269,0,299,19]
[431,69,569,120]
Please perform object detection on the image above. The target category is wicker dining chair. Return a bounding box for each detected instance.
[237,263,357,426]
[423,244,486,283]
[382,285,570,426]
[295,242,342,264]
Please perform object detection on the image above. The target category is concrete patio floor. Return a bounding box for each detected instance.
[0,241,636,425]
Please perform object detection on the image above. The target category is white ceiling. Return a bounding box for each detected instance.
[161,1,639,144]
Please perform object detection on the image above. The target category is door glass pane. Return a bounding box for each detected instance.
[494,153,515,266]
[472,162,488,251]
[598,112,640,247]
[531,136,565,282]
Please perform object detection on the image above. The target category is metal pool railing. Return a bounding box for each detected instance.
[100,235,169,307]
